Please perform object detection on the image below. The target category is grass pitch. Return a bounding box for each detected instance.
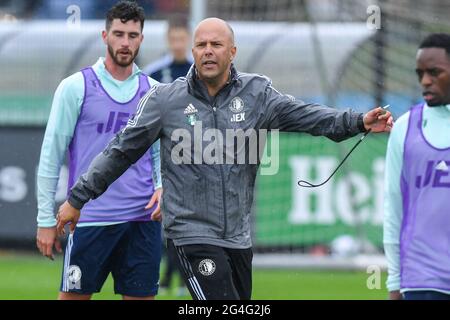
[0,251,387,300]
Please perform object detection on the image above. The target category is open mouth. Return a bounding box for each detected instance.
[422,91,435,101]
[202,60,217,67]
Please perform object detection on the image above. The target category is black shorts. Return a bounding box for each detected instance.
[167,240,253,300]
[61,221,162,297]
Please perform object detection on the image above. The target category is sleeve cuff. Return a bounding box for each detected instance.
[357,113,367,132]
[68,193,85,210]
[386,275,401,291]
[37,220,57,228]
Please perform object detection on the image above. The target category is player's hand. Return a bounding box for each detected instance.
[56,201,80,236]
[146,188,162,222]
[36,227,62,260]
[389,290,403,300]
[363,107,394,132]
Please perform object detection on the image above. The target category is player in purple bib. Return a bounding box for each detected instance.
[36,1,162,300]
[384,33,450,300]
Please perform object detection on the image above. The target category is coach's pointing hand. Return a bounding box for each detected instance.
[56,201,80,236]
[363,107,394,132]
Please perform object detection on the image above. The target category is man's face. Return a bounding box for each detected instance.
[103,19,143,67]
[416,47,450,106]
[192,22,236,84]
[168,27,190,63]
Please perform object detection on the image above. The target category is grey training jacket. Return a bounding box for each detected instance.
[68,65,366,249]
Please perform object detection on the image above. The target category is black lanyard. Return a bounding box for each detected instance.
[298,129,372,188]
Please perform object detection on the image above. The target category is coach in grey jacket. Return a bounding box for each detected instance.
[57,18,393,300]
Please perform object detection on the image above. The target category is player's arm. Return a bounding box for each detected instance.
[145,77,163,191]
[144,77,163,220]
[36,74,83,259]
[149,139,162,190]
[56,86,163,234]
[146,139,163,221]
[263,82,392,140]
[383,113,408,300]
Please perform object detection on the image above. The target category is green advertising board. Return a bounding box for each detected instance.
[255,132,388,248]
[0,95,52,126]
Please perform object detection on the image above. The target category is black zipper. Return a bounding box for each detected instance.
[210,101,228,239]
[194,79,234,239]
[211,82,238,239]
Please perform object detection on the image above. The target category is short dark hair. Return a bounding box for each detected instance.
[419,33,450,56]
[106,1,145,31]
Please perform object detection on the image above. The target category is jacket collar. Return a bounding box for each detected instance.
[187,64,239,101]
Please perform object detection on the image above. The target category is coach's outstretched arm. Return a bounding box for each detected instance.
[56,87,162,235]
[263,82,393,138]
